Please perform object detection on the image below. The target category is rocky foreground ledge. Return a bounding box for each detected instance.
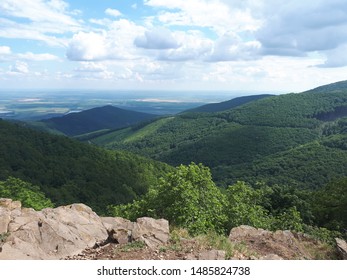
[0,198,346,260]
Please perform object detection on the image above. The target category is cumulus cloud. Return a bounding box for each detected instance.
[155,31,212,61]
[9,61,29,74]
[134,27,180,49]
[0,46,11,55]
[256,0,347,57]
[317,44,347,68]
[66,19,146,61]
[105,8,122,18]
[207,33,261,62]
[144,0,261,35]
[0,45,58,62]
[0,0,81,46]
[66,32,108,61]
[74,62,106,73]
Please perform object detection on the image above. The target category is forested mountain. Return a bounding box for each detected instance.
[186,94,274,113]
[41,105,158,136]
[0,119,170,213]
[85,81,347,189]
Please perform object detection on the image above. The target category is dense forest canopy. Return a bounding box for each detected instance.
[0,119,171,214]
[84,84,347,189]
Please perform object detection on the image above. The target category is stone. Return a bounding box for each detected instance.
[0,202,108,260]
[198,250,226,260]
[336,238,347,260]
[229,225,270,241]
[259,254,284,260]
[132,217,169,249]
[101,217,134,244]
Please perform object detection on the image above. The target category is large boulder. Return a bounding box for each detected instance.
[132,217,169,249]
[229,225,319,260]
[101,217,134,244]
[336,238,347,260]
[0,200,108,259]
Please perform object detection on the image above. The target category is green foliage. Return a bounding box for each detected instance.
[87,88,347,190]
[42,105,157,136]
[225,182,272,230]
[186,94,273,113]
[302,225,341,245]
[111,163,227,235]
[271,207,304,232]
[0,119,171,214]
[0,232,10,243]
[110,163,321,236]
[311,178,347,232]
[0,177,54,210]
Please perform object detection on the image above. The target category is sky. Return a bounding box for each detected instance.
[1,0,347,92]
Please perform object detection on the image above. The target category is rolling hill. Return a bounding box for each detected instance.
[0,119,171,213]
[41,105,158,136]
[84,81,347,189]
[186,94,274,113]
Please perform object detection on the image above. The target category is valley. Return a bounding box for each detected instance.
[0,80,347,259]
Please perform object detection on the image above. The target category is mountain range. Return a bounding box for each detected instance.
[41,105,158,136]
[1,80,347,213]
[82,81,347,189]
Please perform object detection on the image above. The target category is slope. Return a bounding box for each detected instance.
[186,94,274,113]
[85,80,347,188]
[0,119,171,213]
[42,105,158,136]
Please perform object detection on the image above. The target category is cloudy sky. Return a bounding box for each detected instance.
[1,0,347,92]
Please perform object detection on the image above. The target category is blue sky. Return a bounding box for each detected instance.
[1,0,347,92]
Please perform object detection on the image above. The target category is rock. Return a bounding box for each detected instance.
[101,217,134,244]
[132,217,169,249]
[228,225,316,260]
[229,225,270,241]
[0,201,108,260]
[259,254,284,260]
[336,238,347,260]
[199,250,226,260]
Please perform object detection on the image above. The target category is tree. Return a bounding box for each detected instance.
[110,163,227,235]
[0,177,54,210]
[225,181,272,230]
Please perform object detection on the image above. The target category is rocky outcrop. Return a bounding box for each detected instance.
[336,238,347,260]
[132,217,169,249]
[0,198,169,260]
[229,225,326,260]
[101,216,170,248]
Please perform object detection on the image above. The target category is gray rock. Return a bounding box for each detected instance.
[101,217,134,244]
[336,238,347,260]
[132,217,169,249]
[259,254,284,260]
[0,200,108,259]
[199,250,226,260]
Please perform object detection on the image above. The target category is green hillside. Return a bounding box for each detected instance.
[0,119,170,213]
[186,94,274,113]
[41,105,158,136]
[85,81,347,189]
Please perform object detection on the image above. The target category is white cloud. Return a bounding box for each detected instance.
[156,30,212,61]
[0,0,81,46]
[134,27,180,49]
[105,8,122,18]
[9,61,29,74]
[256,0,347,59]
[74,62,106,73]
[207,33,261,62]
[67,19,146,61]
[0,46,11,56]
[66,32,108,61]
[317,44,347,68]
[144,0,261,35]
[0,45,59,62]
